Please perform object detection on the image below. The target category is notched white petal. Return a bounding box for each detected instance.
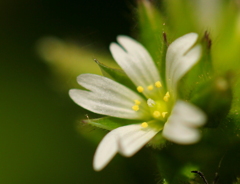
[166,33,201,94]
[166,33,198,73]
[110,36,162,99]
[166,100,207,127]
[69,74,150,119]
[117,124,159,157]
[117,36,160,84]
[163,122,200,144]
[110,43,145,86]
[69,89,148,120]
[93,124,159,171]
[93,130,118,171]
[175,100,206,126]
[171,45,202,90]
[162,100,206,144]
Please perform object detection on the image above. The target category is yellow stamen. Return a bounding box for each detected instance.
[153,111,161,118]
[132,105,139,111]
[141,122,148,128]
[137,86,144,93]
[155,81,162,88]
[163,91,170,102]
[134,100,141,105]
[147,85,153,90]
[162,112,168,118]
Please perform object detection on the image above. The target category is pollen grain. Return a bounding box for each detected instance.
[132,105,139,111]
[134,100,141,105]
[147,85,154,91]
[155,81,162,88]
[137,86,144,93]
[163,92,170,102]
[141,122,148,128]
[162,112,168,118]
[153,111,161,118]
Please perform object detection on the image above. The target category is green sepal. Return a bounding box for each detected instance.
[177,37,214,103]
[94,59,136,91]
[136,0,168,84]
[189,75,233,128]
[76,124,108,145]
[82,116,140,131]
[148,131,166,149]
[200,31,213,74]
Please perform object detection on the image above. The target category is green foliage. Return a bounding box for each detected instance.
[82,116,140,131]
[94,59,136,90]
[162,0,198,37]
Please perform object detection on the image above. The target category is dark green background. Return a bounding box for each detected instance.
[0,1,157,183]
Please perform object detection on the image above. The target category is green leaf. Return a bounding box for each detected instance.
[82,116,140,131]
[94,59,136,91]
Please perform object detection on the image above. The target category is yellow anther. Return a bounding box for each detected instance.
[162,112,168,118]
[163,91,170,102]
[141,122,148,128]
[153,111,161,118]
[147,85,154,91]
[137,86,144,93]
[134,100,141,105]
[155,81,162,88]
[132,105,139,111]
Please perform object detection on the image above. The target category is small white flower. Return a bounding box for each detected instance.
[69,33,207,171]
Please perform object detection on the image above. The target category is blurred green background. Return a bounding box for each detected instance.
[0,1,158,183]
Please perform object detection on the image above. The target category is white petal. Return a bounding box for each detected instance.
[69,74,150,119]
[166,33,202,95]
[163,121,200,144]
[173,100,207,127]
[162,100,206,144]
[93,130,118,171]
[110,36,162,99]
[93,124,159,171]
[117,124,159,157]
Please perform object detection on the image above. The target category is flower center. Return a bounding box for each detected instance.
[131,89,172,129]
[147,96,170,121]
[132,81,172,123]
